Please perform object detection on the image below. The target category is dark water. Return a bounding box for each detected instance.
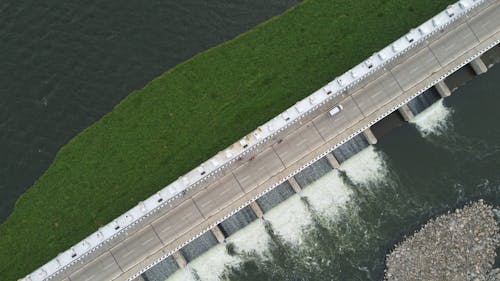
[0,0,301,222]
[215,65,500,281]
[150,64,499,280]
[143,64,500,281]
[3,1,499,279]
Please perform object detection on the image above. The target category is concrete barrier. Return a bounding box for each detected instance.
[172,252,187,269]
[20,1,499,280]
[250,202,264,218]
[325,153,341,169]
[435,81,452,97]
[211,226,226,243]
[399,104,416,122]
[288,177,302,193]
[363,128,378,145]
[470,57,489,74]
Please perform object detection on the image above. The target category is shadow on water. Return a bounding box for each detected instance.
[371,111,406,139]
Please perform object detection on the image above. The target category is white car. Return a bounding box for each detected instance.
[328,104,343,116]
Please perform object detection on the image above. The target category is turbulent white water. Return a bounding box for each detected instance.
[301,170,353,217]
[165,267,196,281]
[165,246,238,281]
[226,219,269,255]
[189,245,240,281]
[165,145,388,281]
[339,146,387,185]
[264,195,313,245]
[166,220,271,281]
[160,64,499,281]
[411,99,453,137]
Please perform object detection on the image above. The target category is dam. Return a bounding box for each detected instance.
[21,0,500,280]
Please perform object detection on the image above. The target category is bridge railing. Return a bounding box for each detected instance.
[21,0,488,280]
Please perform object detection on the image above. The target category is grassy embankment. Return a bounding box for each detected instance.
[0,0,455,279]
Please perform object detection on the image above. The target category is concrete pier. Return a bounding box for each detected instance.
[23,1,500,281]
[470,57,488,75]
[250,201,264,218]
[325,153,341,169]
[211,226,226,243]
[435,81,451,98]
[288,177,302,193]
[172,251,187,269]
[398,104,415,122]
[363,128,378,145]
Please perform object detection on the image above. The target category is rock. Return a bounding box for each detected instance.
[384,201,499,281]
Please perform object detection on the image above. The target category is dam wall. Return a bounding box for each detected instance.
[21,0,500,280]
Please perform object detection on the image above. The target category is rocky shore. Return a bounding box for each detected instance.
[385,200,499,281]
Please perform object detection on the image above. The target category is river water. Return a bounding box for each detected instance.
[154,64,500,281]
[0,0,301,222]
[2,2,499,280]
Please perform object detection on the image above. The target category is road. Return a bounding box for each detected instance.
[44,1,500,280]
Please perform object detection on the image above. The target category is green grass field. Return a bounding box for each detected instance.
[0,0,455,279]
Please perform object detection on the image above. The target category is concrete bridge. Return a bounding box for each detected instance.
[21,0,500,280]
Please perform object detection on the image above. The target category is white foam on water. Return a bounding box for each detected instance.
[166,222,270,281]
[164,149,385,281]
[301,170,353,217]
[165,267,197,281]
[188,244,240,281]
[264,195,312,245]
[339,146,387,185]
[226,219,270,255]
[411,99,453,137]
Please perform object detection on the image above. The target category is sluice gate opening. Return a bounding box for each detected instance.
[141,256,178,281]
[218,206,258,238]
[180,231,218,263]
[256,181,295,213]
[407,88,442,116]
[481,45,500,68]
[294,157,333,188]
[371,111,406,139]
[445,64,476,92]
[136,43,500,281]
[332,134,370,164]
